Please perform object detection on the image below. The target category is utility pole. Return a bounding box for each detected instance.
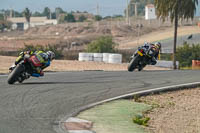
[127,1,139,25]
[55,8,59,19]
[3,11,6,20]
[96,3,99,16]
[126,0,129,25]
[10,8,13,18]
[96,3,100,29]
[134,2,138,17]
[130,2,139,17]
[49,8,52,19]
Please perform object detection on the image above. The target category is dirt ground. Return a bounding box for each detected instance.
[139,88,200,133]
[0,24,199,51]
[0,23,153,51]
[0,55,170,73]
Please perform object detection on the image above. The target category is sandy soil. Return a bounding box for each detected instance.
[118,26,200,49]
[140,88,200,133]
[0,55,170,73]
[0,23,151,51]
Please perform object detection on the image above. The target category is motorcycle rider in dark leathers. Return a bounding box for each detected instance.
[140,42,161,65]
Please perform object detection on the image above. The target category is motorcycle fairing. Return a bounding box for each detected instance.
[29,55,42,67]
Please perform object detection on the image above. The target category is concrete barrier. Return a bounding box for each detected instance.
[103,53,110,63]
[78,53,93,61]
[79,53,122,64]
[108,54,122,64]
[93,53,103,62]
[155,60,179,68]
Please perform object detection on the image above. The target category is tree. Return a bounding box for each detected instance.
[55,7,65,19]
[51,12,56,19]
[0,20,12,31]
[32,11,43,17]
[103,16,112,19]
[94,15,102,21]
[23,8,32,27]
[78,15,87,22]
[43,7,51,19]
[155,0,198,69]
[0,14,4,20]
[14,11,23,17]
[64,13,76,22]
[87,36,117,53]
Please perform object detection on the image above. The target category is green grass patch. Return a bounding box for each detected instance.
[78,100,151,133]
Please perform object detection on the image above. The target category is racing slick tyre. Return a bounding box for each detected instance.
[128,55,139,72]
[7,64,24,84]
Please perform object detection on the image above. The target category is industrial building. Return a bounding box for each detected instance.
[7,17,57,30]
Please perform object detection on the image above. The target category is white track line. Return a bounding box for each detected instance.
[68,82,200,118]
[86,82,200,107]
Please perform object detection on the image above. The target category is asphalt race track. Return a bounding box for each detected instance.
[0,70,200,133]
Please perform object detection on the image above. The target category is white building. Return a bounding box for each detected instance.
[8,17,58,30]
[145,4,156,20]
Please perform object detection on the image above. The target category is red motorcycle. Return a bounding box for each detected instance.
[7,54,42,84]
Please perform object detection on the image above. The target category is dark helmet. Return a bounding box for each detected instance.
[154,42,161,50]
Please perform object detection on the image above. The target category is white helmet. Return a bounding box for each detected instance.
[46,51,55,61]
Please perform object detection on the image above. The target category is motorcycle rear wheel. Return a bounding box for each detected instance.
[7,64,24,84]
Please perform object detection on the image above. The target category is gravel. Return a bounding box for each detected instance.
[140,88,200,133]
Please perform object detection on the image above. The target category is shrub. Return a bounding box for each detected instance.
[0,20,12,31]
[87,36,117,53]
[160,53,172,61]
[78,15,87,22]
[176,42,200,67]
[64,13,76,22]
[94,15,102,21]
[0,14,4,20]
[133,114,150,126]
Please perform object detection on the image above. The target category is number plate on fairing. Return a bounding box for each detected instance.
[137,51,143,56]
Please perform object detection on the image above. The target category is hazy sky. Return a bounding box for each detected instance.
[0,0,127,16]
[1,0,200,16]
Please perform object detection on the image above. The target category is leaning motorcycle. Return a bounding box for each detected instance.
[7,55,41,84]
[128,47,154,72]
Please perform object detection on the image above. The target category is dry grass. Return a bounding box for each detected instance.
[0,56,170,73]
[1,25,199,51]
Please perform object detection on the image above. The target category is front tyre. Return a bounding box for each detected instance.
[7,64,24,84]
[128,55,139,72]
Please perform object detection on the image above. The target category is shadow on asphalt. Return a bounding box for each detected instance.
[18,81,109,85]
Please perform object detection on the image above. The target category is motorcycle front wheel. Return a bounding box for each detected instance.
[7,64,24,84]
[128,55,140,72]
